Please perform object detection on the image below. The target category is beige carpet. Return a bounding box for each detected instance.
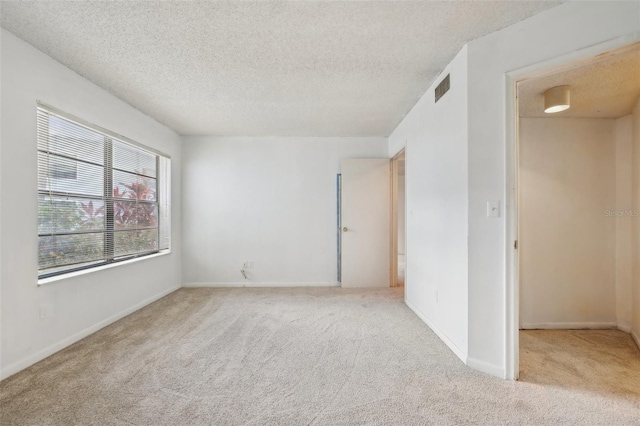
[520,329,640,396]
[1,288,639,425]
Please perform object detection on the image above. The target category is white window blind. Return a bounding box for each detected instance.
[37,105,170,278]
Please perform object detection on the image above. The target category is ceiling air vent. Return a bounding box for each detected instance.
[435,74,450,103]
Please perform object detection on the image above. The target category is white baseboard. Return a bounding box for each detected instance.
[520,322,618,330]
[182,282,340,288]
[467,357,506,379]
[0,285,180,381]
[617,323,632,333]
[632,330,640,351]
[404,298,504,378]
[404,298,467,364]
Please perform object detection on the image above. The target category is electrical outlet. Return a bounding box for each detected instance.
[39,303,53,320]
[243,261,255,269]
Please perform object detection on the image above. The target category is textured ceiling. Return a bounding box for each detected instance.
[519,47,640,119]
[1,1,561,136]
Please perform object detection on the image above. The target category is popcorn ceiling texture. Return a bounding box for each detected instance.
[519,47,640,119]
[0,0,561,136]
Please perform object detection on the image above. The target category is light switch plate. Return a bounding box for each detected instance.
[487,201,501,218]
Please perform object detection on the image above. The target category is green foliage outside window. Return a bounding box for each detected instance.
[38,175,158,273]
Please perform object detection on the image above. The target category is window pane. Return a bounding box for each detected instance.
[113,139,156,178]
[38,113,105,165]
[38,195,105,234]
[39,233,105,271]
[38,152,104,197]
[113,170,156,201]
[48,155,77,179]
[114,229,158,257]
[114,200,158,230]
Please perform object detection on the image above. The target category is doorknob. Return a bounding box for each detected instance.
[343,227,348,232]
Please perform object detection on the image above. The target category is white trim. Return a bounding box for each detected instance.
[617,323,632,333]
[182,282,340,288]
[632,330,640,350]
[38,251,171,285]
[467,357,505,379]
[504,71,519,381]
[389,143,406,159]
[520,322,618,330]
[504,33,640,383]
[0,285,180,380]
[404,298,467,364]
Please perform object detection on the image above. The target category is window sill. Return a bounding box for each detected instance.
[38,250,171,286]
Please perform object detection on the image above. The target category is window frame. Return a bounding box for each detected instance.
[36,102,171,280]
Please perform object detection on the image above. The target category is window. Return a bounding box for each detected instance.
[49,155,78,180]
[37,104,171,279]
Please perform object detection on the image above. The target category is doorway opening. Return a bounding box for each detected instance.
[513,43,640,392]
[391,150,406,288]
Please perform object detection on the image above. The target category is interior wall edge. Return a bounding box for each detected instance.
[632,97,640,342]
[404,298,468,364]
[388,141,405,159]
[617,323,632,334]
[390,44,470,374]
[466,357,506,379]
[632,329,640,350]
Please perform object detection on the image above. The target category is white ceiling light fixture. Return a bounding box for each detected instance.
[544,85,571,113]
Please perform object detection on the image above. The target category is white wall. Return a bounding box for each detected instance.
[181,136,387,286]
[519,118,617,329]
[633,98,640,346]
[388,46,469,361]
[615,115,634,332]
[0,30,183,379]
[388,1,639,378]
[465,0,639,377]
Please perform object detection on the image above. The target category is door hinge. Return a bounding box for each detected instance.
[514,240,518,250]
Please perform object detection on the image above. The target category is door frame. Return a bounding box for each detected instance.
[390,149,406,287]
[504,36,640,380]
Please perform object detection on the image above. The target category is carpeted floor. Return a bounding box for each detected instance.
[519,329,640,394]
[1,288,639,425]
